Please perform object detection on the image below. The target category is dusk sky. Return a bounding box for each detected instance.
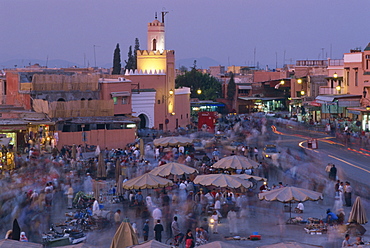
[2,0,370,69]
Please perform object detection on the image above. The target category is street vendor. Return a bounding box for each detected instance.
[325,209,338,224]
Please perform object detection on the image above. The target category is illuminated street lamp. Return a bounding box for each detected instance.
[300,90,305,96]
[336,85,341,91]
[169,89,174,95]
[197,89,202,95]
[333,72,338,79]
[280,80,285,85]
[297,79,302,84]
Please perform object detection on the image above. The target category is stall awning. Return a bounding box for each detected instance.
[238,97,285,101]
[316,94,361,107]
[238,85,252,90]
[0,137,12,146]
[111,91,130,97]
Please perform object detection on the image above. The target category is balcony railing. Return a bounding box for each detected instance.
[319,87,341,95]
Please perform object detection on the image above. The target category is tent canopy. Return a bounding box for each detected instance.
[212,156,259,170]
[153,136,193,147]
[122,173,173,190]
[149,162,198,177]
[194,174,253,189]
[258,186,323,203]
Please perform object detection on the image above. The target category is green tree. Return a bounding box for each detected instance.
[112,43,121,75]
[179,65,188,73]
[227,72,236,100]
[124,45,135,71]
[133,38,140,70]
[175,67,222,101]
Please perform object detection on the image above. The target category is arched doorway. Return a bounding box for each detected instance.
[138,114,149,129]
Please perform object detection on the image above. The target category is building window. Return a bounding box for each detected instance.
[157,100,161,104]
[152,39,157,51]
[122,97,129,104]
[346,71,350,86]
[181,114,183,119]
[113,97,118,105]
[186,113,188,118]
[355,70,358,86]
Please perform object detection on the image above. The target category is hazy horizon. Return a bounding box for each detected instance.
[2,0,369,69]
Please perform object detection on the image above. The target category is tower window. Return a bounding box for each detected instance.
[152,39,157,51]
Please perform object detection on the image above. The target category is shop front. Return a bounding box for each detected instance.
[25,124,56,153]
[0,135,15,171]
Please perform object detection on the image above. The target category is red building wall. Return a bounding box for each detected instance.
[6,72,32,109]
[56,129,136,150]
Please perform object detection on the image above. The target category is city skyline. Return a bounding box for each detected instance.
[2,0,370,69]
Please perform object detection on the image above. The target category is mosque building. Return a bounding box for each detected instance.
[124,13,191,131]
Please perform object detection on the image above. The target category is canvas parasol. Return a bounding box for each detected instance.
[129,240,172,248]
[348,196,368,224]
[258,241,323,248]
[0,239,43,247]
[197,241,244,248]
[97,152,106,179]
[122,173,173,190]
[212,155,259,170]
[12,219,21,241]
[231,174,267,182]
[153,136,193,147]
[110,220,139,248]
[193,174,253,189]
[259,186,323,223]
[71,144,77,160]
[116,175,124,196]
[149,162,198,177]
[115,158,121,184]
[63,243,100,248]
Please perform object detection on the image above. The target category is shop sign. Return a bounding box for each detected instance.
[0,125,26,131]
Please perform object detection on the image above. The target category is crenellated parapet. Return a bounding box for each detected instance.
[137,50,175,56]
[124,69,166,76]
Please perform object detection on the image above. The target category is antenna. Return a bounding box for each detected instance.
[93,45,100,68]
[253,47,256,67]
[275,52,277,69]
[46,55,49,68]
[155,12,157,20]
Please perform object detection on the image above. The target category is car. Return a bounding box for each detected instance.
[262,145,279,159]
[225,141,246,152]
[193,142,206,155]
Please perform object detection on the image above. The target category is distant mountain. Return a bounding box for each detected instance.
[176,57,223,70]
[0,59,83,69]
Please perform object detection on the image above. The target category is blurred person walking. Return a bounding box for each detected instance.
[143,219,149,241]
[154,219,164,242]
[227,208,238,235]
[344,182,352,207]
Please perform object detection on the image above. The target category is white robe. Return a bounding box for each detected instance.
[227,210,238,234]
[152,208,162,221]
[92,200,100,215]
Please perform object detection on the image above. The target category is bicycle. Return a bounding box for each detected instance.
[166,233,184,248]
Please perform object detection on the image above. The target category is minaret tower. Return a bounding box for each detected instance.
[147,12,167,52]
